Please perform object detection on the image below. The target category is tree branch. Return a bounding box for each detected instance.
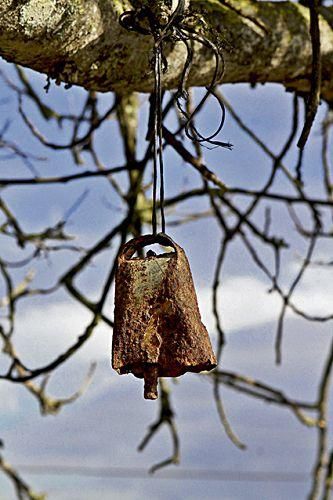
[0,1,332,101]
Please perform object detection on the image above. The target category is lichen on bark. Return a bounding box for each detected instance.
[19,0,65,37]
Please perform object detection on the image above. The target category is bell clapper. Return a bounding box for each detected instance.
[144,365,159,400]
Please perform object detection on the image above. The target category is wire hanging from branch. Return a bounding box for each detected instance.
[119,0,231,234]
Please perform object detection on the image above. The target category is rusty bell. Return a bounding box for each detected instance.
[112,233,217,399]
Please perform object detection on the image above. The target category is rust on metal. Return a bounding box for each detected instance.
[112,233,217,399]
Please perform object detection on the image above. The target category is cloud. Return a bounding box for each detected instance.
[14,301,111,367]
[0,382,20,412]
[198,276,280,334]
[284,264,333,316]
[198,268,333,336]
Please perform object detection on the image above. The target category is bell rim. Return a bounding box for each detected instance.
[114,360,218,379]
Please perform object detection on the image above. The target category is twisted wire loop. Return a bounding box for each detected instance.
[119,0,231,234]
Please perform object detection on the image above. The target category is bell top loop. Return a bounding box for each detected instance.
[119,232,177,262]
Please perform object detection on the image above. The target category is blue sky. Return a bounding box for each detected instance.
[0,56,332,500]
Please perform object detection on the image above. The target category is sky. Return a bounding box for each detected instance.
[0,46,332,500]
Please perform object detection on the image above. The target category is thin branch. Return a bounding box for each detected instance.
[298,0,322,149]
[138,380,180,474]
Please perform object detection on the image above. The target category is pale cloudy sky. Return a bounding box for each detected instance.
[0,57,332,500]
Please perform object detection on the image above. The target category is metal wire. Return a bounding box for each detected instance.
[119,0,231,234]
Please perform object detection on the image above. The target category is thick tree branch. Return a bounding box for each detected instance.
[0,1,333,101]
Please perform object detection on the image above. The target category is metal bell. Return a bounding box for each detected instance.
[112,233,217,399]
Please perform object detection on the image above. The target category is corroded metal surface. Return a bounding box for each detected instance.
[112,233,217,400]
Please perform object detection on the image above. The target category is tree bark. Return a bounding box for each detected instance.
[0,0,333,102]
